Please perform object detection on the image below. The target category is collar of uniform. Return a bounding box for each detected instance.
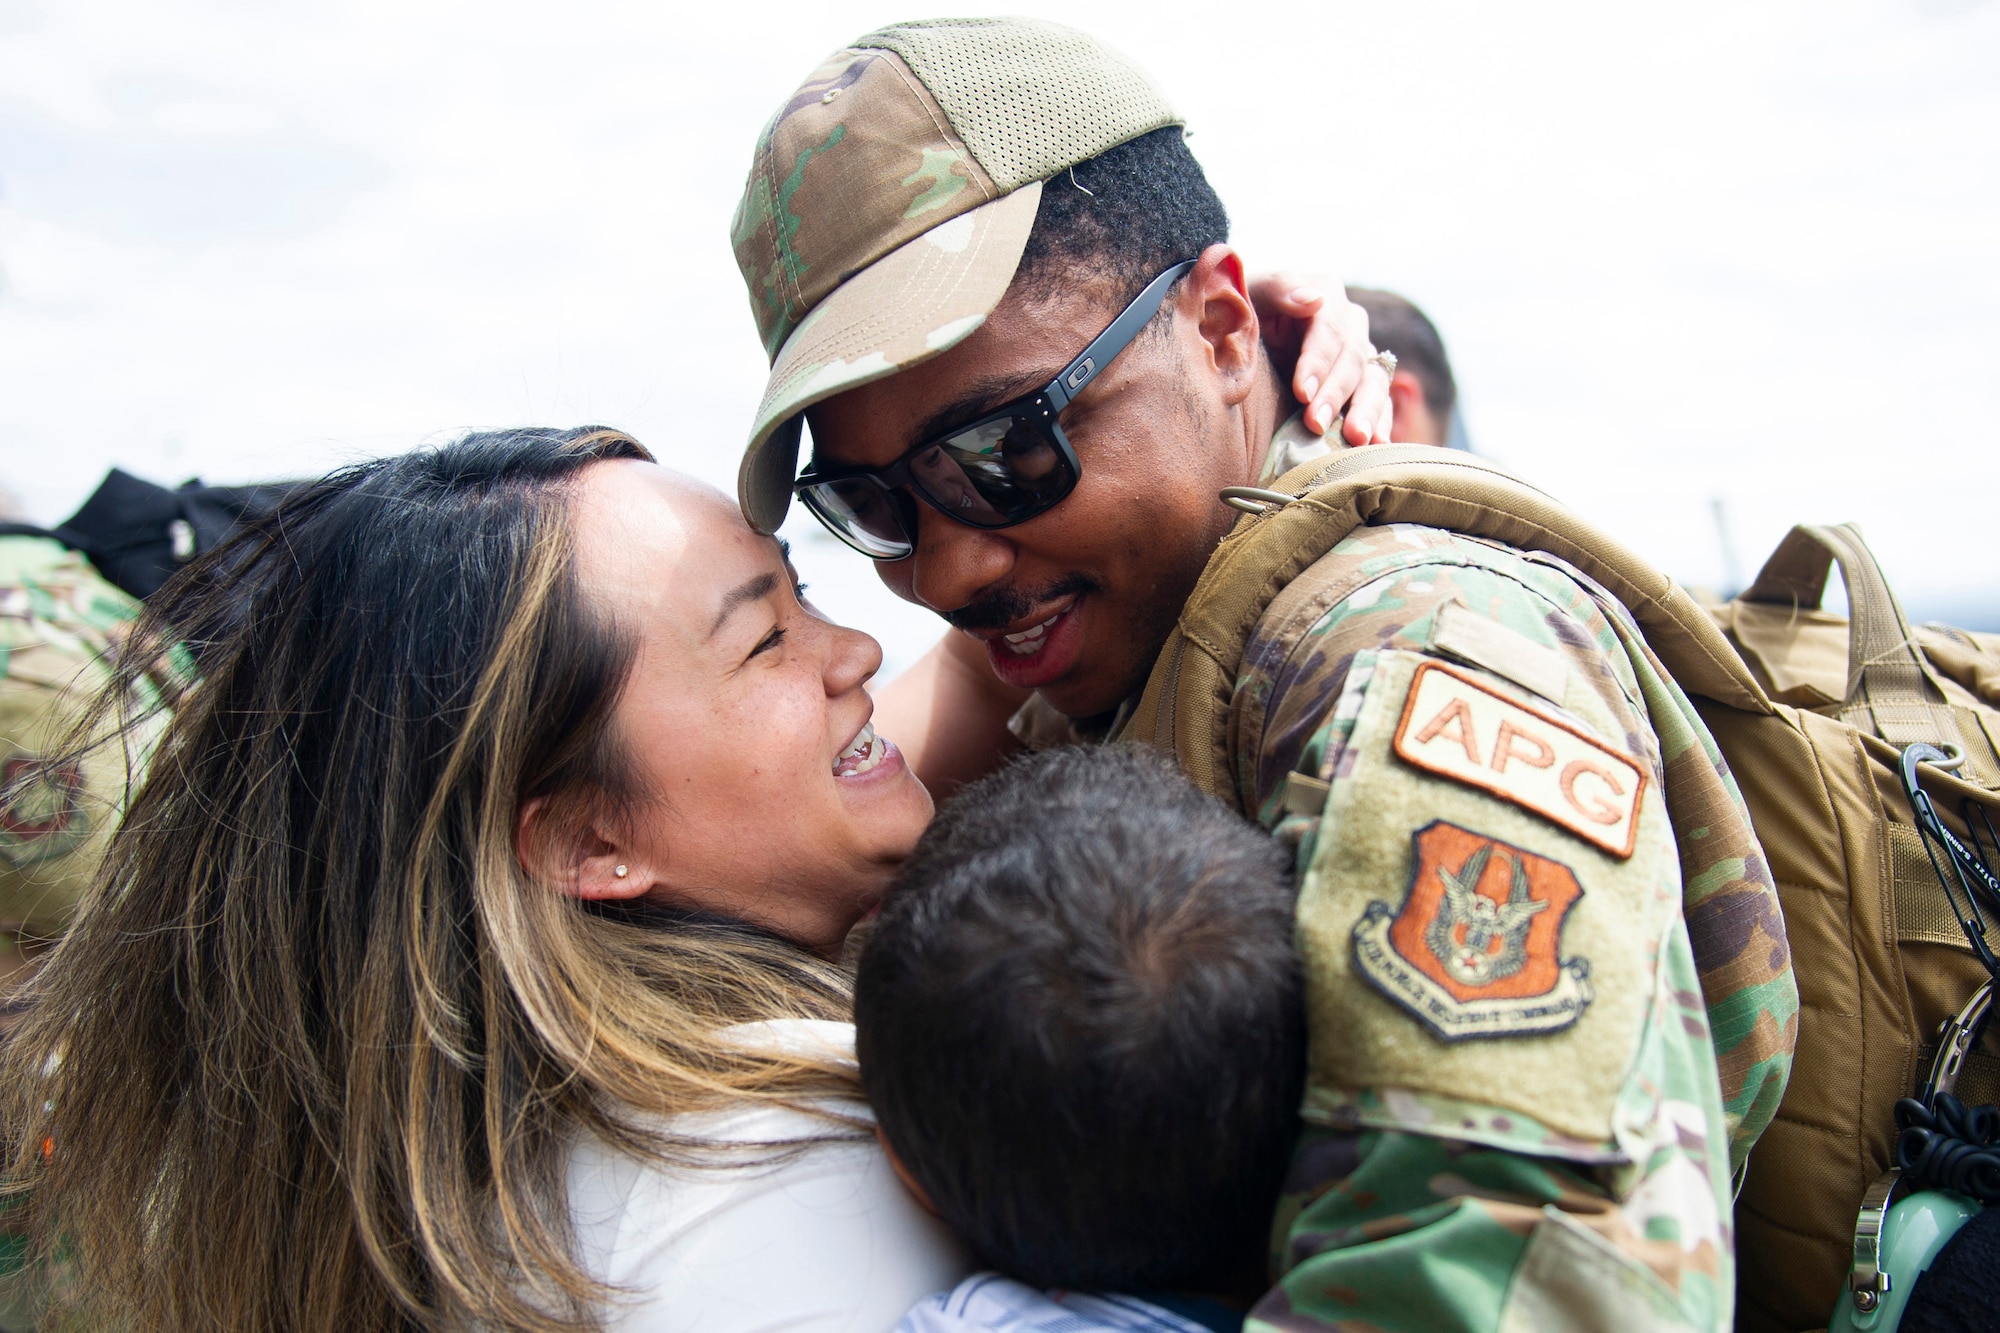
[1006,692,1134,751]
[1258,409,1351,486]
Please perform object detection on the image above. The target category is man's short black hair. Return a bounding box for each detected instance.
[1348,287,1457,419]
[1015,126,1230,307]
[854,745,1304,1295]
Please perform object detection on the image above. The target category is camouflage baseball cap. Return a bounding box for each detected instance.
[730,17,1182,533]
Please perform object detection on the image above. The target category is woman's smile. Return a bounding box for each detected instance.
[833,721,903,780]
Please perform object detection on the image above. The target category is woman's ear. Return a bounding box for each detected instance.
[516,795,652,901]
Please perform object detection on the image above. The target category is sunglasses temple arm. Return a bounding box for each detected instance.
[1047,259,1199,412]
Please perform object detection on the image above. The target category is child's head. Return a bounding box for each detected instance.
[854,745,1305,1295]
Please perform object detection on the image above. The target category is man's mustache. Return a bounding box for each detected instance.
[942,573,1104,632]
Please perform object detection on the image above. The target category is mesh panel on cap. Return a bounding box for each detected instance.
[856,18,1181,194]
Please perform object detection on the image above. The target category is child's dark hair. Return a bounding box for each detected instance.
[854,745,1304,1294]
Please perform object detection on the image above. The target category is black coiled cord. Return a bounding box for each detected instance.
[1896,1094,2000,1205]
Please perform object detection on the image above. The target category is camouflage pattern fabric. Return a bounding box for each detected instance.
[0,536,178,984]
[730,43,1010,365]
[1240,524,1795,1157]
[1220,521,1793,1332]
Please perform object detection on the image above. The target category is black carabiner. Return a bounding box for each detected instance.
[1899,742,2000,980]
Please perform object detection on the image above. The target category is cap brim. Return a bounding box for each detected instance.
[737,181,1043,534]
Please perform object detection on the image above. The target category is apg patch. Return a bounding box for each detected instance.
[1393,660,1646,859]
[1353,820,1593,1042]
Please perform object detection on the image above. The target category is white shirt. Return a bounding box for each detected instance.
[566,1020,970,1333]
[898,1275,1210,1333]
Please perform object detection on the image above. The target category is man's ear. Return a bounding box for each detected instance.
[1184,243,1260,405]
[516,795,651,901]
[1387,370,1438,446]
[876,1126,941,1218]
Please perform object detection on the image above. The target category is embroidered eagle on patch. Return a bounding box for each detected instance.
[1353,820,1593,1042]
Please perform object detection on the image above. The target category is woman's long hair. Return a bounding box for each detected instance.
[0,428,855,1331]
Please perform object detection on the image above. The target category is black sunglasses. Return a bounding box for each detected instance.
[793,259,1198,560]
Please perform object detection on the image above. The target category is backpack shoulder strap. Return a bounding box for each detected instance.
[1124,445,1773,809]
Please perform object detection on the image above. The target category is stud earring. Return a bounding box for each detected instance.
[614,864,629,879]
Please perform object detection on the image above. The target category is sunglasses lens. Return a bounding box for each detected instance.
[913,415,1076,528]
[799,478,914,559]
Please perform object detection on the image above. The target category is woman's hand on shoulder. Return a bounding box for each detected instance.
[1250,273,1394,446]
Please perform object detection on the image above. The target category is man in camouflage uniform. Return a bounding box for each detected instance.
[726,18,1797,1329]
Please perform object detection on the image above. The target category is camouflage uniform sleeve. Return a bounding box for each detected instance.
[1236,525,1756,1333]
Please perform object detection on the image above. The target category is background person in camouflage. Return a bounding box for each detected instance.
[0,465,272,1027]
[0,531,184,1333]
[728,18,1795,1331]
[1347,287,1467,450]
[0,533,180,1022]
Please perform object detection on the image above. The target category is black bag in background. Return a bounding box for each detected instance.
[1,469,297,600]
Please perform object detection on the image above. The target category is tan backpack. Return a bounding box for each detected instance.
[1125,444,2000,1333]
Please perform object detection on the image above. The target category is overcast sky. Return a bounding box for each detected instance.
[3,0,1996,671]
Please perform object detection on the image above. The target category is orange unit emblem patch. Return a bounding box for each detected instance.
[1353,821,1593,1042]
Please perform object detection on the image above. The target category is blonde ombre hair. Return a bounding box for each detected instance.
[0,428,857,1330]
